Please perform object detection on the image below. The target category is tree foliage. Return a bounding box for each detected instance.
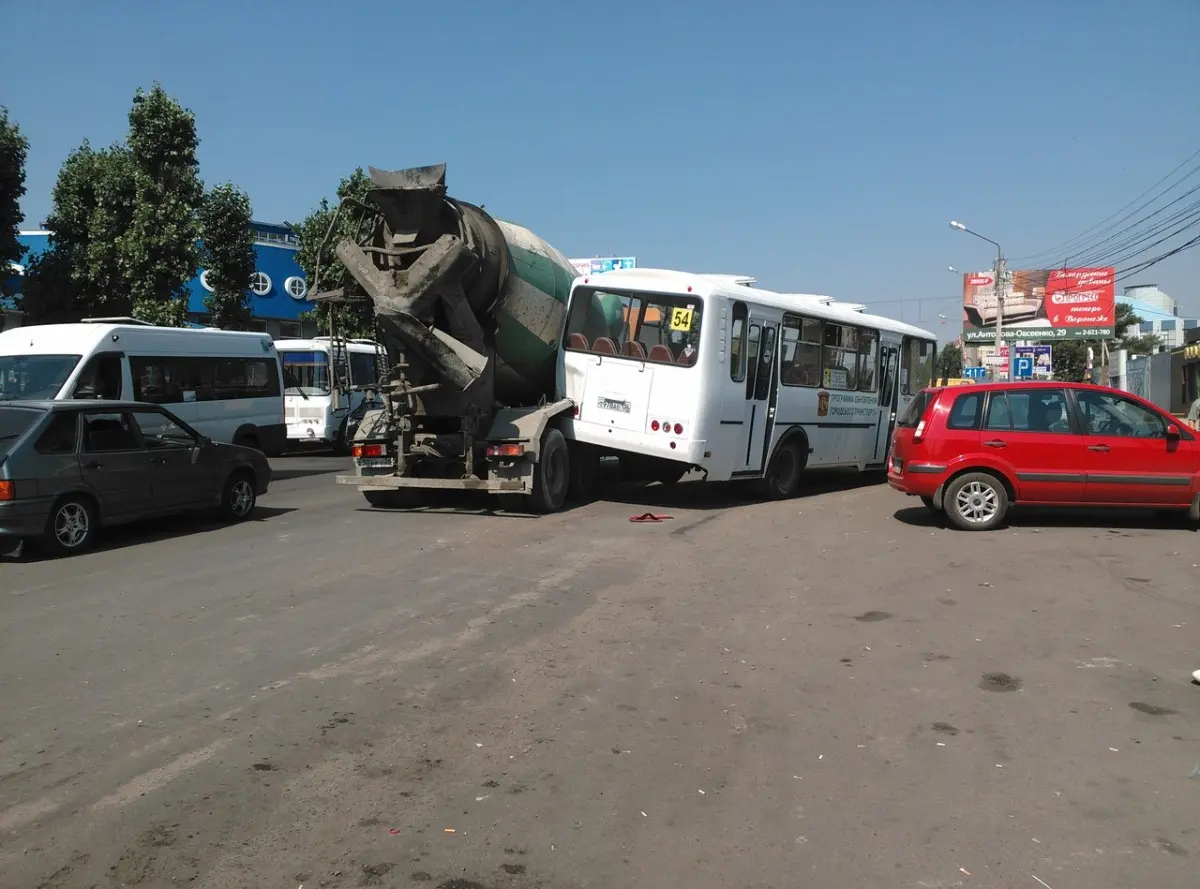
[198,183,256,329]
[122,85,204,325]
[21,84,207,326]
[936,342,963,378]
[289,168,377,338]
[0,107,28,306]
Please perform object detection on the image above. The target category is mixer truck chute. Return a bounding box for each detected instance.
[323,163,594,512]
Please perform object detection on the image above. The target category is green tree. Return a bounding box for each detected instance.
[22,85,211,326]
[21,141,135,321]
[289,168,376,338]
[122,84,204,325]
[0,107,28,309]
[936,342,963,378]
[198,183,256,329]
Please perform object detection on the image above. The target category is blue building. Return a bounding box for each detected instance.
[2,221,320,338]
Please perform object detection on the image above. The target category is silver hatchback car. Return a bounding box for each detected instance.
[0,400,272,556]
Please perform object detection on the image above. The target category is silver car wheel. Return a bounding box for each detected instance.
[54,502,91,548]
[954,480,999,525]
[230,479,255,517]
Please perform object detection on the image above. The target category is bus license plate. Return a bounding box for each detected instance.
[597,396,631,414]
[357,456,396,469]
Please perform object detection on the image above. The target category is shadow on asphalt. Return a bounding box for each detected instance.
[270,465,346,482]
[892,504,1197,532]
[350,468,888,518]
[2,506,297,563]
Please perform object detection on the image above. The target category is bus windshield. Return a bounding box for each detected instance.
[280,350,331,396]
[564,287,703,366]
[0,354,81,401]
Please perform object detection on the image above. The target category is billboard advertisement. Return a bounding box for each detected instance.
[569,256,637,278]
[961,267,1115,342]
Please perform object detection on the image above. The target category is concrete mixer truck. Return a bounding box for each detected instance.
[325,163,623,513]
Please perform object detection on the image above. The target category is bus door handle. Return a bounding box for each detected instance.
[983,439,1007,448]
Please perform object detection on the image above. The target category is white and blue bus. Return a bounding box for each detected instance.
[276,337,384,452]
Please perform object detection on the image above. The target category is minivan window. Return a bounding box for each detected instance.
[0,354,81,401]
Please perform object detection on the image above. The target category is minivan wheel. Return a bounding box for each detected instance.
[42,495,98,555]
[944,472,1008,531]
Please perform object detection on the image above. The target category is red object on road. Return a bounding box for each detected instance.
[629,512,674,523]
[887,381,1200,531]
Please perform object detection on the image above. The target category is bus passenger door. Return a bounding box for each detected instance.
[744,322,780,473]
[872,343,900,463]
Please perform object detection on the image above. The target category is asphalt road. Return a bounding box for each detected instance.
[2,457,1198,889]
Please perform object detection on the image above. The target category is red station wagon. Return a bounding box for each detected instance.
[887,381,1200,531]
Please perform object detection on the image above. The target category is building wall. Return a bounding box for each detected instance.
[3,223,320,338]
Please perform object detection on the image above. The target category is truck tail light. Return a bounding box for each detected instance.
[487,443,524,458]
[0,480,13,501]
[351,443,384,458]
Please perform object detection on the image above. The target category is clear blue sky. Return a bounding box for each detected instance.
[7,0,1200,324]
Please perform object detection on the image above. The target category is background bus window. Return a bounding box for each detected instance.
[71,353,122,400]
[822,324,859,390]
[857,331,878,391]
[349,352,379,388]
[730,302,747,382]
[279,351,332,396]
[131,356,281,403]
[779,315,822,387]
[902,339,936,394]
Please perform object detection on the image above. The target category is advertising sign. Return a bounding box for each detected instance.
[569,256,637,277]
[961,267,1115,342]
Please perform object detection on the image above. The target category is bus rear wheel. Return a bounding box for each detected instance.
[756,441,803,501]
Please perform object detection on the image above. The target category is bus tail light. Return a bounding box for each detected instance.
[487,443,524,458]
[673,423,683,435]
[0,480,14,501]
[352,443,385,458]
[651,420,660,431]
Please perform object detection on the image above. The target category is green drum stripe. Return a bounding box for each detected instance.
[507,243,574,305]
[494,306,559,378]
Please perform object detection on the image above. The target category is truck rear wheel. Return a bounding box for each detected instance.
[529,428,570,513]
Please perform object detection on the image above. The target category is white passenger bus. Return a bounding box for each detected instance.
[559,268,937,498]
[276,337,384,452]
[0,319,286,455]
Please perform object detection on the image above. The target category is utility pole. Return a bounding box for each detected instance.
[994,252,1006,381]
[949,221,1005,381]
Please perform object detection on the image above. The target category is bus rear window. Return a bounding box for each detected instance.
[564,287,702,367]
[897,391,934,428]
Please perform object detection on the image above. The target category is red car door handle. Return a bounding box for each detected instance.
[984,439,1007,448]
[1088,444,1111,452]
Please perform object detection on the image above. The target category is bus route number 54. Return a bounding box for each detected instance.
[670,308,694,331]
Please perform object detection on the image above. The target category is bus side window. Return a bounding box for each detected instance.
[72,353,122,400]
[730,302,747,382]
[744,324,761,400]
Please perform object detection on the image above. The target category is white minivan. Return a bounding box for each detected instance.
[0,319,286,455]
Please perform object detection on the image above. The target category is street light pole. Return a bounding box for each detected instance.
[950,221,1005,380]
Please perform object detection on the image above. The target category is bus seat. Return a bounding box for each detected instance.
[677,349,697,367]
[592,337,618,355]
[567,333,590,351]
[622,341,647,359]
[648,345,674,363]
